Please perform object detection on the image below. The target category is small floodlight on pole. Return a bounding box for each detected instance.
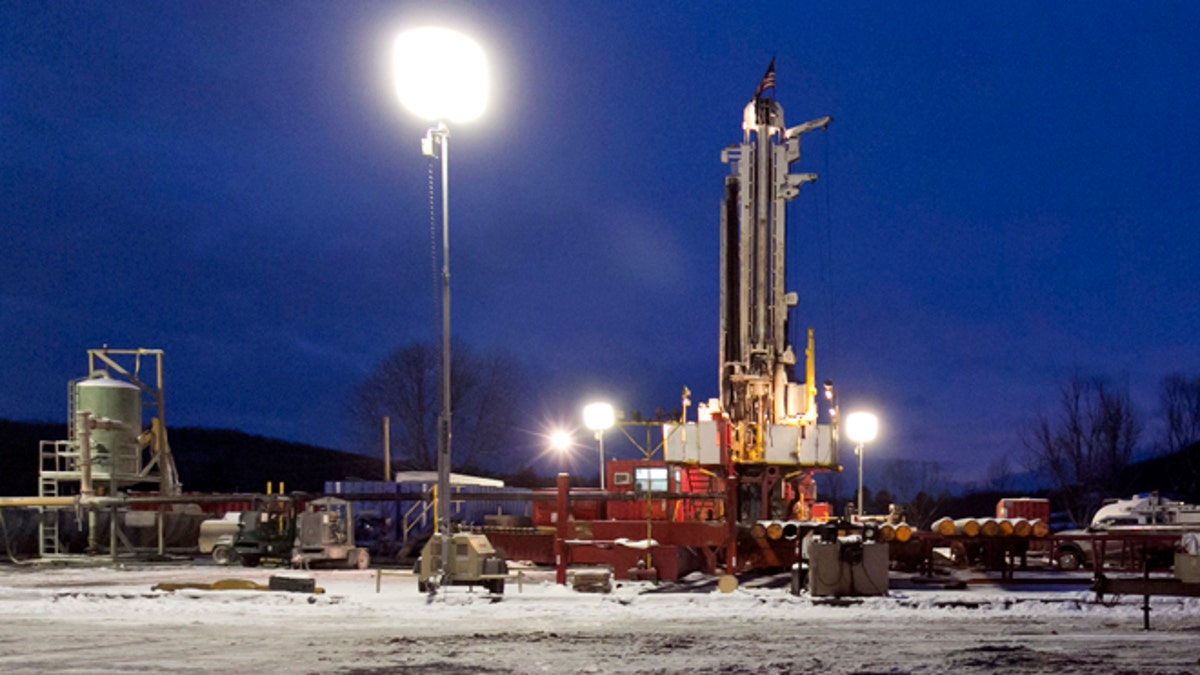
[845,411,878,519]
[583,402,615,490]
[393,26,488,590]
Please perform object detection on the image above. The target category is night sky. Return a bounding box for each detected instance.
[3,2,1199,484]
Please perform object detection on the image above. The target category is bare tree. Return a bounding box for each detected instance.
[1024,375,1142,526]
[985,455,1016,492]
[346,340,524,471]
[1157,374,1200,498]
[879,459,948,528]
[1160,374,1200,454]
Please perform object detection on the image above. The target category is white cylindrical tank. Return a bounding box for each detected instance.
[75,372,142,478]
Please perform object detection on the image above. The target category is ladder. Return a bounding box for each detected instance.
[38,441,62,556]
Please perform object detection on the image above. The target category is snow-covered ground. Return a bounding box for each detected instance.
[0,562,1196,674]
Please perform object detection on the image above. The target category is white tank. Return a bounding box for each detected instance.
[75,372,142,478]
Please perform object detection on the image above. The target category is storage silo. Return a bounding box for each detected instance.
[75,372,142,480]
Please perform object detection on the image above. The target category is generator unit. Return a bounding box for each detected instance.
[292,497,370,569]
[806,533,889,597]
[415,532,508,594]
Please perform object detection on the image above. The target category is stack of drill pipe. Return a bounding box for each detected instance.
[953,518,981,537]
[931,517,956,537]
[996,519,1015,537]
[1030,519,1050,538]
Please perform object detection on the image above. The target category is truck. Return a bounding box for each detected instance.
[198,512,242,565]
[1056,494,1200,571]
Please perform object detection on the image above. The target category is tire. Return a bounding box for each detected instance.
[211,545,236,566]
[1058,548,1082,571]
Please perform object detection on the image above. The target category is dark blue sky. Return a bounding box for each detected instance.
[3,1,1198,483]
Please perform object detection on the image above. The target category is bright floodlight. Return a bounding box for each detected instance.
[393,27,488,123]
[583,402,616,431]
[845,412,878,444]
[549,430,572,452]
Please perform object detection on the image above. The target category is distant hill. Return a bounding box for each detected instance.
[0,420,386,495]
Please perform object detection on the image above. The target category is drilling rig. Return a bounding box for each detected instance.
[663,70,839,573]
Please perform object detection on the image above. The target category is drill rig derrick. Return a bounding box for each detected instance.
[720,94,830,462]
[662,72,838,574]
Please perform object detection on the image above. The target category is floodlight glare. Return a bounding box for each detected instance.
[845,411,878,444]
[393,27,488,123]
[583,402,616,431]
[549,430,572,452]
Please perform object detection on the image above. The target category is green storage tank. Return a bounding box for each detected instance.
[75,372,142,478]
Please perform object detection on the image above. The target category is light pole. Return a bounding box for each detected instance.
[845,411,878,518]
[582,402,615,490]
[393,26,488,587]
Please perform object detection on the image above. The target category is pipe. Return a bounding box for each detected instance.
[782,522,800,540]
[1030,519,1051,538]
[931,517,956,537]
[1009,518,1032,538]
[766,521,784,541]
[980,519,1001,538]
[953,518,981,537]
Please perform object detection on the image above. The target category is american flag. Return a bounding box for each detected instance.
[754,58,776,98]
